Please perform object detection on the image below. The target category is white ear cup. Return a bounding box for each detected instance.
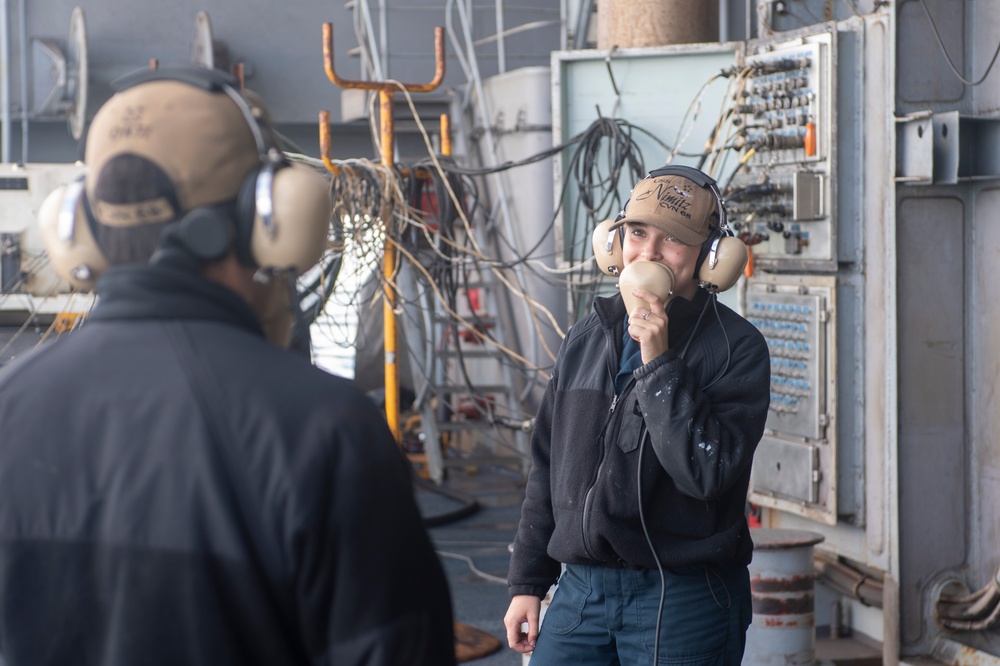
[250,162,332,274]
[38,182,108,291]
[697,235,748,293]
[592,219,624,276]
[619,260,674,314]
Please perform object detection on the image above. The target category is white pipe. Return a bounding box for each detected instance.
[359,0,384,79]
[444,0,474,83]
[473,20,562,47]
[495,0,506,74]
[1,0,11,163]
[572,0,594,49]
[560,0,567,50]
[350,0,371,80]
[378,0,387,79]
[18,0,26,162]
[455,0,541,398]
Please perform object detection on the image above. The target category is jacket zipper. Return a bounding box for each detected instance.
[581,325,636,561]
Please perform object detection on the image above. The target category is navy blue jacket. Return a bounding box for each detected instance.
[0,263,455,665]
[508,290,770,598]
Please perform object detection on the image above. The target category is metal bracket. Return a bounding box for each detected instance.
[897,110,1000,185]
[31,7,88,140]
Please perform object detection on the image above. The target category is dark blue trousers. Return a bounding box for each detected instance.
[529,563,751,665]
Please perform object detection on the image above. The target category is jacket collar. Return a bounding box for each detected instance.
[89,262,265,338]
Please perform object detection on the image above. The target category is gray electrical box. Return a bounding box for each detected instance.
[743,273,838,524]
[728,28,838,270]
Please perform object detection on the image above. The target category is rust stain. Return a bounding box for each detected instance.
[751,593,814,615]
[751,574,814,593]
[758,616,815,628]
[953,643,1000,666]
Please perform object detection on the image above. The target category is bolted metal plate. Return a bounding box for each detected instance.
[750,436,818,504]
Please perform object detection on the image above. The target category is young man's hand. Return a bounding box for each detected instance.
[627,288,670,364]
[504,595,541,653]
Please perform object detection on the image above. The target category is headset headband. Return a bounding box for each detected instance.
[110,66,271,158]
[646,165,730,233]
[111,66,238,93]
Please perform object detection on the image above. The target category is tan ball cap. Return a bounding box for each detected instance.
[612,174,718,245]
[84,79,262,229]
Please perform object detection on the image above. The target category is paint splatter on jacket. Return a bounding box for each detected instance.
[509,290,770,598]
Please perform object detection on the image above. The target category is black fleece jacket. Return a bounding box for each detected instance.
[508,290,770,598]
[0,263,455,665]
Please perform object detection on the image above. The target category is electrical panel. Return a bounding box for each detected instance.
[729,29,837,271]
[742,273,838,525]
[553,26,863,527]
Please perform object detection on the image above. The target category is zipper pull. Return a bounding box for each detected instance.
[610,394,619,413]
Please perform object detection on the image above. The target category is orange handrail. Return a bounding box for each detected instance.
[319,23,446,443]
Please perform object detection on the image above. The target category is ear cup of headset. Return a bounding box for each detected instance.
[38,181,109,291]
[592,218,625,276]
[235,162,332,275]
[697,235,748,292]
[174,207,234,262]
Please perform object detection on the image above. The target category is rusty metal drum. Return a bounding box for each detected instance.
[744,528,826,665]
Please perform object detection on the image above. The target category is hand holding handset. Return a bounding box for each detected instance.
[619,261,674,314]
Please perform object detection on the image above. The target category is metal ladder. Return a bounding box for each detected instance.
[398,222,532,485]
[345,0,559,482]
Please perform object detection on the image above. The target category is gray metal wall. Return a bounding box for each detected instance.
[5,0,560,164]
[895,0,1000,658]
[552,2,1000,659]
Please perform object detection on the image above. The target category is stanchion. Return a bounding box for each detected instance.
[745,528,826,665]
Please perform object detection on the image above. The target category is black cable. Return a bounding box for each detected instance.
[432,118,685,178]
[679,295,713,361]
[565,117,649,316]
[633,289,736,665]
[298,252,343,326]
[918,0,1000,86]
[401,164,536,430]
[417,115,657,326]
[634,298,710,666]
[720,159,760,200]
[701,297,733,392]
[414,476,481,527]
[723,180,776,202]
[431,127,591,176]
[636,424,667,666]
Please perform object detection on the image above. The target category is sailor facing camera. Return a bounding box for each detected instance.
[0,65,455,666]
[504,166,770,665]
